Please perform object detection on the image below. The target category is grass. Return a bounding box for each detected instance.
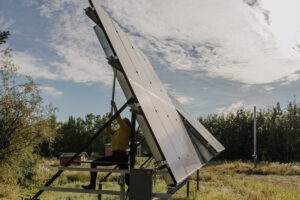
[0,159,299,200]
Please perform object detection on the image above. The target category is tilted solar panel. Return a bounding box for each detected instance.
[87,0,224,185]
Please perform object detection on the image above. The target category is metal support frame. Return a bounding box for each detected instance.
[39,167,170,200]
[120,172,126,200]
[36,165,188,200]
[197,169,200,190]
[167,178,190,196]
[29,98,135,200]
[152,178,190,200]
[130,112,137,169]
[186,177,190,198]
[98,165,118,200]
[126,112,137,200]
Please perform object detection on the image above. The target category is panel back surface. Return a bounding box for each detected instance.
[90,0,201,184]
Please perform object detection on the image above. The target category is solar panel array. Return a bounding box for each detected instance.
[88,0,224,184]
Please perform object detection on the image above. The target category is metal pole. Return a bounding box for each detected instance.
[98,165,118,200]
[120,172,126,200]
[196,170,199,190]
[31,98,135,199]
[111,70,117,114]
[128,112,137,200]
[140,156,153,169]
[253,106,257,168]
[186,177,190,198]
[129,112,137,169]
[98,183,102,200]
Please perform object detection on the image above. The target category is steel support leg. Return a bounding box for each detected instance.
[186,177,190,198]
[129,112,137,169]
[197,170,199,190]
[120,173,126,200]
[98,183,102,200]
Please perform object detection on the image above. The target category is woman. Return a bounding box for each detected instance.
[82,101,131,189]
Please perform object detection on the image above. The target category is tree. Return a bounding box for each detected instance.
[0,31,56,184]
[53,114,111,157]
[0,31,10,45]
[200,101,300,162]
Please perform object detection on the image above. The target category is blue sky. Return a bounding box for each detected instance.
[1,0,300,121]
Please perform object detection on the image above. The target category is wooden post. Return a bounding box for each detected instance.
[253,106,257,168]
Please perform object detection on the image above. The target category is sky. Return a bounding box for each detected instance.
[1,0,300,121]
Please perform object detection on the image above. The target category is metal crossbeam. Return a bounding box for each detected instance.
[59,167,129,173]
[40,187,171,199]
[58,166,169,175]
[40,187,120,195]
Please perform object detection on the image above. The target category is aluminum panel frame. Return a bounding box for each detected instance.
[111,24,201,183]
[89,0,212,184]
[109,14,201,180]
[116,67,175,184]
[90,8,175,184]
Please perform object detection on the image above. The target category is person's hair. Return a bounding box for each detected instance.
[123,117,131,127]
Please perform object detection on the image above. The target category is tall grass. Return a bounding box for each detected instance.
[0,159,299,199]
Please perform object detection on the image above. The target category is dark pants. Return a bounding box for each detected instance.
[89,151,128,186]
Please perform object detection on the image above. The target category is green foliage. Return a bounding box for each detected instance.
[0,31,57,184]
[201,102,300,162]
[0,31,10,45]
[50,113,149,157]
[52,113,111,157]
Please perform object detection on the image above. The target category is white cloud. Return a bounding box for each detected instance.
[13,51,59,80]
[176,95,195,104]
[279,72,300,85]
[14,0,113,85]
[260,0,300,57]
[216,101,254,115]
[263,86,274,91]
[39,0,113,85]
[0,16,14,30]
[40,86,63,96]
[13,0,300,87]
[100,0,300,85]
[164,84,195,104]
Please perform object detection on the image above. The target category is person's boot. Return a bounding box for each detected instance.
[81,184,95,189]
[82,172,97,189]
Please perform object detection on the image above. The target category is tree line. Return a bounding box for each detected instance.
[200,102,300,162]
[1,31,300,187]
[47,102,300,163]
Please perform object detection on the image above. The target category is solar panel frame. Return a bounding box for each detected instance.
[89,0,202,184]
[93,24,175,184]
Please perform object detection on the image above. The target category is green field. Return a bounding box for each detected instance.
[1,160,300,200]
